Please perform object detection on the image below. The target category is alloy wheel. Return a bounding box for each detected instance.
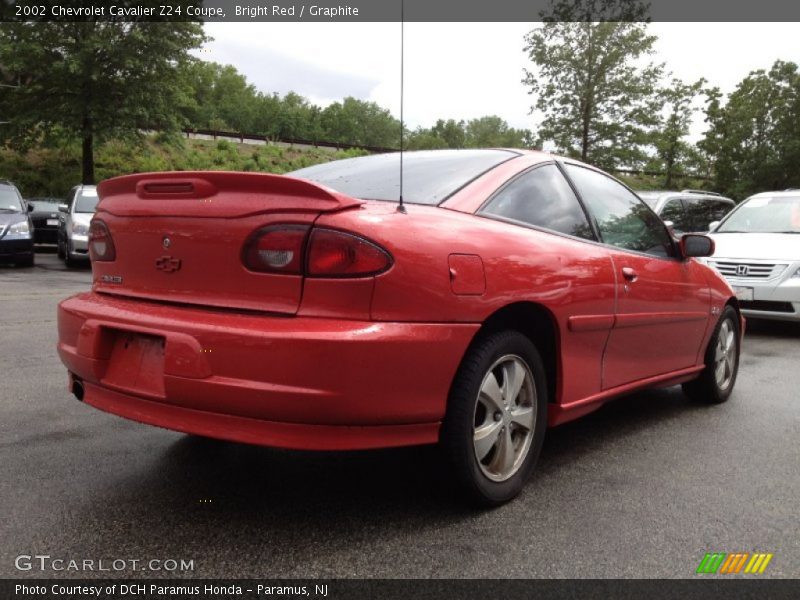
[473,355,537,482]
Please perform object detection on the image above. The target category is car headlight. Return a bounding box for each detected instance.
[6,220,31,238]
[71,223,89,236]
[793,267,800,279]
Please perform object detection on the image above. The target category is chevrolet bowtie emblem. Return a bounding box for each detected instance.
[155,256,181,273]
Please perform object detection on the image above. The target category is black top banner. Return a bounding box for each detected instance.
[3,0,800,22]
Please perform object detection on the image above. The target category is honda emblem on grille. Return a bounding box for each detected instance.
[155,256,181,273]
[736,265,749,276]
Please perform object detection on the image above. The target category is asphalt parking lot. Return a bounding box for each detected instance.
[1,251,798,579]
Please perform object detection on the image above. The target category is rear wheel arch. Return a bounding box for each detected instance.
[463,302,559,405]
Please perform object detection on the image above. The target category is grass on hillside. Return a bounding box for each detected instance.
[1,134,366,198]
[2,134,714,199]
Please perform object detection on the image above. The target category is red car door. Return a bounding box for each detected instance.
[563,163,710,389]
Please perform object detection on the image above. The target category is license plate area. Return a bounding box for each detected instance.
[46,219,58,226]
[102,330,166,398]
[733,286,754,301]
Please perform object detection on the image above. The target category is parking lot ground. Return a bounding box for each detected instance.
[1,252,798,578]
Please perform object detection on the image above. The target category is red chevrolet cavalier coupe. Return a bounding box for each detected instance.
[57,149,742,505]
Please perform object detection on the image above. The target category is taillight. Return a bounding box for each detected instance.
[307,229,392,277]
[241,224,392,277]
[88,220,116,261]
[242,224,310,274]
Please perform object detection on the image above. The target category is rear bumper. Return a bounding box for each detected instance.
[58,292,478,450]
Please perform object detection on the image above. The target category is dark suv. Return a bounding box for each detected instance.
[0,180,35,267]
[637,190,735,236]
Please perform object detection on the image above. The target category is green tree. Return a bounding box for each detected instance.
[0,16,205,183]
[652,78,706,188]
[465,116,532,148]
[431,119,467,148]
[522,0,663,169]
[701,61,800,198]
[321,97,400,148]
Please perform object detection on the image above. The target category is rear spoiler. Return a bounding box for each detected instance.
[96,171,363,218]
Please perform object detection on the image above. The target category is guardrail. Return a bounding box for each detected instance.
[181,128,712,181]
[182,128,397,154]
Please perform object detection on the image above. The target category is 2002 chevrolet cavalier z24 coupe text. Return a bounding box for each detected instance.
[57,149,743,505]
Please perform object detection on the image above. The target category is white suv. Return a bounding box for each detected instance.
[57,184,98,267]
[707,191,800,322]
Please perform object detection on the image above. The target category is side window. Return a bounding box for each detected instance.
[480,164,595,240]
[659,199,692,233]
[564,164,676,258]
[685,198,732,232]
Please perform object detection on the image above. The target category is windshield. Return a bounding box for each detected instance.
[717,195,800,233]
[75,188,99,213]
[289,149,519,205]
[0,186,24,212]
[29,199,61,211]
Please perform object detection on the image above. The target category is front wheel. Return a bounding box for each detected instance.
[682,306,741,404]
[441,330,548,506]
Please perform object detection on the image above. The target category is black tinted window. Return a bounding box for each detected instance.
[565,165,675,258]
[660,199,692,233]
[289,150,518,205]
[685,198,733,232]
[480,164,594,240]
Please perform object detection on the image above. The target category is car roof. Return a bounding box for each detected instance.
[636,190,732,201]
[746,190,800,199]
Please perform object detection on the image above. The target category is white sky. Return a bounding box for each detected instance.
[198,22,799,139]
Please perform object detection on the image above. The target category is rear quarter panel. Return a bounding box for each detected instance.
[315,203,617,405]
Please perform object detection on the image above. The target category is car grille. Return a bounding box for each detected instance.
[739,301,796,313]
[711,261,786,279]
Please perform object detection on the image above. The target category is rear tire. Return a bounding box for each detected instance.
[682,306,740,404]
[441,330,548,507]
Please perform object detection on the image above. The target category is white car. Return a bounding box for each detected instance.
[707,190,800,322]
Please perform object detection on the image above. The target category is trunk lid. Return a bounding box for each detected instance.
[92,171,362,314]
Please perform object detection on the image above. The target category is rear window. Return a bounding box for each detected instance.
[289,150,519,205]
[75,188,99,213]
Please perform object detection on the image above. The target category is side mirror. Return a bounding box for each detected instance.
[681,234,715,258]
[708,221,720,232]
[27,203,34,212]
[58,204,68,213]
[663,220,674,229]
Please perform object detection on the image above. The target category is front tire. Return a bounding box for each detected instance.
[682,306,740,404]
[441,330,548,506]
[64,242,78,268]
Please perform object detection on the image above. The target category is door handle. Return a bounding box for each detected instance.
[622,267,638,282]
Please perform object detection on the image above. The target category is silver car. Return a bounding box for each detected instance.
[638,190,735,235]
[58,185,98,267]
[707,191,800,322]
